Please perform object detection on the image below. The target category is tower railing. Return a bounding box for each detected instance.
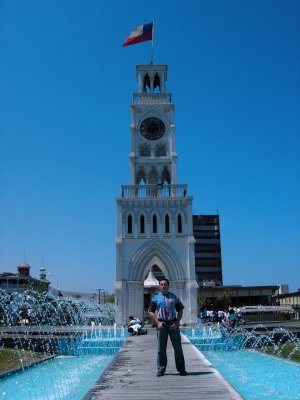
[132,93,172,105]
[121,184,188,198]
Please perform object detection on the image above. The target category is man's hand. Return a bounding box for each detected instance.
[157,321,165,330]
[170,321,178,330]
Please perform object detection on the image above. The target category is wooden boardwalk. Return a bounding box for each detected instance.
[83,328,243,400]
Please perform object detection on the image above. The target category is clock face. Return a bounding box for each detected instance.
[140,117,166,140]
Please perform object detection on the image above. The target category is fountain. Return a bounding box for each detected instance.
[0,289,127,399]
[183,321,300,399]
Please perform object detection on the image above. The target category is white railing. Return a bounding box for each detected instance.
[132,93,172,105]
[121,184,188,198]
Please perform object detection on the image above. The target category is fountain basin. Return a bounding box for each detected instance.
[183,327,300,400]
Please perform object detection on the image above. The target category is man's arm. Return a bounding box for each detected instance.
[170,306,183,330]
[149,311,165,330]
[176,308,183,325]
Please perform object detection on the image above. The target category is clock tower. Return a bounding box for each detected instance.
[115,64,198,325]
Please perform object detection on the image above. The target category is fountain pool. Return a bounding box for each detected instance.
[0,354,114,400]
[201,350,300,400]
[0,289,127,400]
[183,326,300,400]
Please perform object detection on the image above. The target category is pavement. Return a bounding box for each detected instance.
[83,327,243,400]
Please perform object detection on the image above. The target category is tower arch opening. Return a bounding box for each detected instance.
[152,214,158,234]
[136,168,146,184]
[129,240,185,282]
[127,214,133,234]
[140,214,145,234]
[161,166,171,184]
[143,74,150,93]
[153,73,161,93]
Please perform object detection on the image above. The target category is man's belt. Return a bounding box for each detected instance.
[158,319,177,325]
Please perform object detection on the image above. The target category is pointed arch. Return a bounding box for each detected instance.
[136,168,146,184]
[140,214,145,234]
[153,73,161,93]
[164,213,170,234]
[129,240,185,282]
[161,166,171,184]
[127,214,133,234]
[177,213,183,233]
[143,73,150,92]
[152,214,157,233]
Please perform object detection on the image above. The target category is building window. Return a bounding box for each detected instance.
[140,144,151,157]
[152,214,157,233]
[155,143,166,156]
[177,214,182,233]
[140,215,145,234]
[128,214,132,234]
[165,214,170,233]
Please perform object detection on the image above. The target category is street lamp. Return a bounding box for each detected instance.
[96,288,103,304]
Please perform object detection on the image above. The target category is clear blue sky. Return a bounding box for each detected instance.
[1,1,299,294]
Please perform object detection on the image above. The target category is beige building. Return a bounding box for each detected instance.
[278,290,300,309]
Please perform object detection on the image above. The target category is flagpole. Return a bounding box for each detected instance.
[151,21,154,64]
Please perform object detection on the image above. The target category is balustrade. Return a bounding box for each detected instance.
[121,184,187,198]
[132,93,172,105]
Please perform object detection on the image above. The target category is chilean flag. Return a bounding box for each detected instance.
[122,23,153,47]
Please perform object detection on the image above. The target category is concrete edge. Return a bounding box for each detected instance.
[82,337,130,400]
[181,333,244,400]
[0,355,55,380]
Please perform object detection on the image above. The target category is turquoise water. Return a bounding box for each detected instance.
[183,330,300,400]
[0,355,113,400]
[202,350,300,400]
[0,332,127,400]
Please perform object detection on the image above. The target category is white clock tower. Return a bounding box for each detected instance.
[115,64,198,325]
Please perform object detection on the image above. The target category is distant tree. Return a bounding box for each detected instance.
[104,293,115,304]
[197,293,212,310]
[217,289,232,309]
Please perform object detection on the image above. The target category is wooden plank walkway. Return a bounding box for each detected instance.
[83,327,243,400]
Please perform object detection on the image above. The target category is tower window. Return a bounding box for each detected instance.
[165,214,170,233]
[177,214,182,233]
[152,214,157,233]
[128,214,132,234]
[155,143,166,156]
[161,167,171,184]
[140,215,145,234]
[143,74,150,92]
[140,144,151,157]
[153,73,161,93]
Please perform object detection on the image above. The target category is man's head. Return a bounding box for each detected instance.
[159,278,169,295]
[129,315,134,320]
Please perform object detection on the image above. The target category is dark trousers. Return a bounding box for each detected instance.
[157,325,185,372]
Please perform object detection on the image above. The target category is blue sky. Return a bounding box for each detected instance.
[1,0,299,293]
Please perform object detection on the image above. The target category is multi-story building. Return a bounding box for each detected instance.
[0,261,50,293]
[193,214,223,287]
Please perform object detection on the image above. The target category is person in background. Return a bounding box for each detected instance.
[127,315,147,335]
[228,308,237,328]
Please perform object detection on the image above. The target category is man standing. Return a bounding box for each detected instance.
[149,278,187,377]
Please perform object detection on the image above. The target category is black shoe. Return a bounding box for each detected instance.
[178,370,188,376]
[156,370,164,377]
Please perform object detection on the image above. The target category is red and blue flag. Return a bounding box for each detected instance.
[122,23,153,47]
